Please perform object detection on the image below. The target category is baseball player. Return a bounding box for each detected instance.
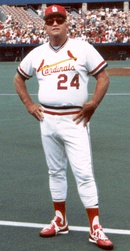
[14,5,114,250]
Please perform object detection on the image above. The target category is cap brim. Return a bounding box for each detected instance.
[44,13,66,20]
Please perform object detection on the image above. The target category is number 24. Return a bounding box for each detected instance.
[57,74,79,90]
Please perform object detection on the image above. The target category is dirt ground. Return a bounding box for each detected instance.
[107,68,130,76]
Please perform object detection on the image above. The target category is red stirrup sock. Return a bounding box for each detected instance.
[53,201,66,225]
[86,207,100,232]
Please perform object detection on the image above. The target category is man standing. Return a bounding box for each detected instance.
[14,5,113,250]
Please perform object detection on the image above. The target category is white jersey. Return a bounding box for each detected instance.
[18,38,107,107]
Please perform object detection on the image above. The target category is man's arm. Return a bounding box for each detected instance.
[73,69,110,126]
[14,73,44,121]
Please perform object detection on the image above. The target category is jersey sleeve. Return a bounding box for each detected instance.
[17,50,36,79]
[84,42,108,76]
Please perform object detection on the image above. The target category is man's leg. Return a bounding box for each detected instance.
[39,117,68,237]
[64,122,113,250]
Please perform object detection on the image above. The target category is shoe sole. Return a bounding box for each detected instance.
[89,238,113,250]
[40,229,69,237]
[58,230,69,235]
[89,237,96,243]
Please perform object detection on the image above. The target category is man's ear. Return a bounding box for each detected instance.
[65,20,69,31]
[44,24,47,31]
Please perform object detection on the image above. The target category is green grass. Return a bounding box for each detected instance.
[0,61,130,251]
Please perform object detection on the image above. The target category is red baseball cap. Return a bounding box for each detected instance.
[44,5,67,20]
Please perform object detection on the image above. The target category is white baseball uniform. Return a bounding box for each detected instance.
[18,38,107,208]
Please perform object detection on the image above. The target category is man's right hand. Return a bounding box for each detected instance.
[26,103,44,121]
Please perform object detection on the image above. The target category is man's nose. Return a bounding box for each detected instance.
[53,20,58,25]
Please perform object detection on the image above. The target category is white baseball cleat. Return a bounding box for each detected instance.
[39,216,69,237]
[89,224,114,250]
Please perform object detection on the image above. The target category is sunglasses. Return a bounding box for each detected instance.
[45,16,66,26]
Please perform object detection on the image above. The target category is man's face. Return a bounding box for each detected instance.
[45,14,68,38]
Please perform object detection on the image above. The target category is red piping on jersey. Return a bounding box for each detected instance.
[18,66,32,78]
[44,110,80,116]
[89,60,106,75]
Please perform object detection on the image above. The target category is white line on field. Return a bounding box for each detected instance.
[0,221,130,235]
[0,93,130,96]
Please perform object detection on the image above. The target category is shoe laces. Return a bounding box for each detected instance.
[92,225,108,241]
[52,220,60,232]
[49,216,64,233]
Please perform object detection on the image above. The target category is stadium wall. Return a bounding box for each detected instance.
[0,43,129,62]
[0,0,128,4]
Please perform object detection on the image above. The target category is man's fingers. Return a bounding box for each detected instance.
[31,105,44,121]
[73,111,83,122]
[83,118,88,127]
[39,105,44,112]
[74,114,84,125]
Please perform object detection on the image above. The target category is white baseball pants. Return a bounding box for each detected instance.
[40,112,98,208]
